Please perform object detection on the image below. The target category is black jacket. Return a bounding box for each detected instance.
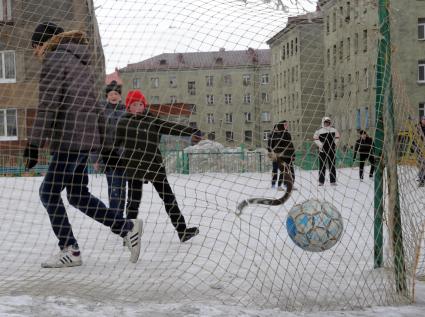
[268,130,295,162]
[353,136,374,160]
[114,111,200,181]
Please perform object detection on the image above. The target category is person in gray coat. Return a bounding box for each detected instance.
[23,22,143,268]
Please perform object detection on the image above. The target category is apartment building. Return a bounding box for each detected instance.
[119,48,273,149]
[267,11,325,147]
[0,0,104,156]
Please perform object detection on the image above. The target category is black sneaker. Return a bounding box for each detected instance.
[179,227,199,242]
[419,182,425,188]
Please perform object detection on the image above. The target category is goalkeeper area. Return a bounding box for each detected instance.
[0,0,425,315]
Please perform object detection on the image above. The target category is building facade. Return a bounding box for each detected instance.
[0,0,104,158]
[119,48,273,149]
[320,0,425,145]
[267,12,325,147]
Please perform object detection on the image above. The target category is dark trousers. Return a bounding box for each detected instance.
[39,152,132,249]
[105,166,126,217]
[128,176,187,233]
[359,154,375,179]
[319,151,336,184]
[272,159,295,187]
[126,178,144,219]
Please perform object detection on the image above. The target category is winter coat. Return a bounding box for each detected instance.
[29,31,101,152]
[268,129,295,162]
[97,101,126,165]
[353,136,374,160]
[114,111,200,181]
[313,117,340,153]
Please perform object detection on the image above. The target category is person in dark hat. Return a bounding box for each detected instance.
[267,120,296,191]
[353,130,375,181]
[23,23,143,268]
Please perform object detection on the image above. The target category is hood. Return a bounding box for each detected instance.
[36,31,90,63]
[321,116,332,128]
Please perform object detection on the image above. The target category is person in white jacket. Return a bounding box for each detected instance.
[313,117,340,186]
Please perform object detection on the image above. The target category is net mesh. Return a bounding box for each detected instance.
[0,0,424,312]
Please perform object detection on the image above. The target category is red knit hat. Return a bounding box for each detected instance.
[125,90,147,110]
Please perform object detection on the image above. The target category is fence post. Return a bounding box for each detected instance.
[182,152,189,175]
[240,144,245,173]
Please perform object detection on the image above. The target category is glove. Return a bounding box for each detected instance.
[23,143,39,170]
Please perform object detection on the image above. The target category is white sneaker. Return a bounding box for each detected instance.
[277,187,285,191]
[41,245,82,268]
[124,219,143,263]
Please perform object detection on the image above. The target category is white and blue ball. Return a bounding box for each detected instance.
[286,199,343,252]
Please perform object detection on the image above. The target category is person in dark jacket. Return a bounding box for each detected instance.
[23,23,143,268]
[95,81,128,218]
[267,120,295,191]
[267,124,279,189]
[417,116,425,187]
[313,117,340,186]
[353,130,375,180]
[114,90,201,242]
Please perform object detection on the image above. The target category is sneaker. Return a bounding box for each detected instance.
[124,219,143,263]
[330,182,337,186]
[179,227,199,243]
[318,183,324,187]
[369,175,374,179]
[41,245,82,268]
[277,187,285,192]
[271,184,276,189]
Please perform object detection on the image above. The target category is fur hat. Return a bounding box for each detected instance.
[125,90,147,110]
[105,80,122,96]
[31,22,64,47]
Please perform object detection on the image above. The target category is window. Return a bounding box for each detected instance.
[354,33,359,54]
[243,94,251,104]
[332,11,336,31]
[261,92,269,103]
[206,94,214,105]
[291,40,294,56]
[419,103,425,118]
[244,112,252,122]
[208,132,215,140]
[0,0,12,22]
[169,76,177,88]
[170,96,177,104]
[188,81,196,95]
[333,45,337,65]
[346,2,351,22]
[224,74,232,86]
[419,18,425,40]
[0,108,17,140]
[263,130,271,141]
[339,41,344,61]
[354,0,359,19]
[356,109,361,130]
[132,78,141,89]
[190,104,197,114]
[286,43,289,56]
[341,77,345,97]
[150,96,159,104]
[364,68,369,89]
[347,37,351,60]
[418,61,425,82]
[189,122,197,128]
[326,15,330,34]
[282,45,286,60]
[151,77,159,88]
[364,107,369,129]
[334,78,338,98]
[261,111,271,122]
[225,131,234,142]
[223,93,231,104]
[206,75,214,87]
[355,71,360,92]
[244,131,253,143]
[0,51,15,83]
[363,30,368,52]
[327,82,331,101]
[295,38,298,54]
[159,59,167,65]
[242,74,251,86]
[327,48,330,66]
[261,74,269,84]
[339,6,343,27]
[207,113,214,124]
[225,113,233,124]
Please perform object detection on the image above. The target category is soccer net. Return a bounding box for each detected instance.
[0,0,424,312]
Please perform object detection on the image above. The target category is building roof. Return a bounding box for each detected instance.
[120,48,270,72]
[267,11,323,45]
[105,67,123,85]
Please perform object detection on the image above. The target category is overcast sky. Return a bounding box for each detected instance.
[93,0,316,73]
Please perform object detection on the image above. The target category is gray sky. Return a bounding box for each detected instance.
[93,0,316,73]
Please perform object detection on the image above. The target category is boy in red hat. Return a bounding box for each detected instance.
[114,90,201,242]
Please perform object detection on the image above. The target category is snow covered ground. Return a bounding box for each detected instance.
[0,167,424,316]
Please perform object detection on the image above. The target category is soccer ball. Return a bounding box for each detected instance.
[286,199,343,252]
